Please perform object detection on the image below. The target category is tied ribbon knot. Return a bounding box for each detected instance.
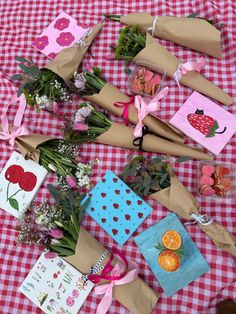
[114,96,135,126]
[94,248,138,314]
[0,94,29,147]
[173,57,206,88]
[134,86,169,138]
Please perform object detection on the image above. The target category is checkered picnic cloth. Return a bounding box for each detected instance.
[0,1,235,313]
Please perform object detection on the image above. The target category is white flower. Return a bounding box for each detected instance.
[35,94,50,108]
[75,106,92,123]
[74,74,86,90]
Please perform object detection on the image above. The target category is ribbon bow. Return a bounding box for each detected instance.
[0,94,29,147]
[173,57,206,88]
[95,250,138,314]
[190,213,213,225]
[114,96,135,126]
[134,87,169,137]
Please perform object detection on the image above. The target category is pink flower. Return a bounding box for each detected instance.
[52,102,59,113]
[85,62,93,72]
[66,296,75,307]
[48,52,57,59]
[73,122,88,131]
[75,156,85,163]
[49,228,64,239]
[56,32,75,47]
[74,73,86,90]
[66,175,77,188]
[72,289,79,298]
[33,36,49,50]
[54,18,70,30]
[44,252,58,259]
[75,106,92,123]
[105,52,115,60]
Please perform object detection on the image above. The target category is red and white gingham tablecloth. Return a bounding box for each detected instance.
[0,1,235,313]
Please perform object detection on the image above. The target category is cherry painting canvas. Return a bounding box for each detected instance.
[0,151,48,217]
[169,92,236,155]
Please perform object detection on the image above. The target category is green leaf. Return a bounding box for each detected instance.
[50,245,74,256]
[9,198,19,210]
[151,156,164,164]
[143,176,151,187]
[177,156,192,163]
[11,74,22,81]
[187,12,198,18]
[16,56,33,64]
[19,63,40,74]
[160,172,168,185]
[17,83,25,97]
[47,184,62,204]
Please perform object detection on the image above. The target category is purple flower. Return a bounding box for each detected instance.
[48,52,57,59]
[54,18,70,30]
[74,73,86,90]
[66,175,77,188]
[49,228,64,239]
[56,32,75,47]
[44,251,58,259]
[33,36,49,50]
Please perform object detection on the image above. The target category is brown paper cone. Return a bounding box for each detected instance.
[97,121,213,160]
[151,176,236,257]
[200,223,236,257]
[16,134,53,162]
[133,33,233,106]
[86,83,185,143]
[63,226,159,314]
[45,23,102,82]
[120,13,222,58]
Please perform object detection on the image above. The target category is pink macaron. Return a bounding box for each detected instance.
[201,165,215,176]
[200,185,216,196]
[199,175,214,186]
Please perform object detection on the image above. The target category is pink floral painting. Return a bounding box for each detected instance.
[32,11,89,59]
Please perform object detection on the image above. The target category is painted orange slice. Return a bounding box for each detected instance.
[162,230,182,250]
[158,250,181,272]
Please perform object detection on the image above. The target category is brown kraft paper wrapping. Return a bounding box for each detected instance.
[133,33,233,106]
[97,121,213,160]
[85,82,185,143]
[64,227,159,314]
[45,23,102,82]
[151,176,236,257]
[120,13,222,59]
[15,134,53,162]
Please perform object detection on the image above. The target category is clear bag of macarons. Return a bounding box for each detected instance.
[197,161,235,200]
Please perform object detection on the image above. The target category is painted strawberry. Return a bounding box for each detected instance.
[187,109,226,137]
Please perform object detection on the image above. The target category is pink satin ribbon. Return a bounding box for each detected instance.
[114,96,135,126]
[134,86,169,137]
[0,93,29,146]
[95,248,138,314]
[173,56,206,87]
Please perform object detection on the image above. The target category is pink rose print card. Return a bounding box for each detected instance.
[32,11,89,59]
[19,253,94,314]
[0,151,47,218]
[169,92,236,155]
[85,170,153,246]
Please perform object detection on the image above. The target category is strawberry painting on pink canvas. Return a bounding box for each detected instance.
[169,92,236,155]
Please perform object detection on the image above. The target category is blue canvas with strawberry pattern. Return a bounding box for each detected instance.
[85,170,153,245]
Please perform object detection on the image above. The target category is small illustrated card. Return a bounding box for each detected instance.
[0,151,47,217]
[134,213,210,296]
[85,170,153,246]
[19,253,94,314]
[169,92,236,155]
[32,11,89,59]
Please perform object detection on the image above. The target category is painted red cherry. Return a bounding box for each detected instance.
[102,205,107,210]
[113,217,118,222]
[89,193,93,197]
[125,229,130,234]
[113,178,118,182]
[115,190,120,195]
[112,229,118,235]
[19,172,37,191]
[102,178,106,182]
[126,189,130,194]
[5,165,24,184]
[101,193,106,197]
[137,200,142,205]
[138,212,143,218]
[113,203,119,209]
[91,207,95,211]
[101,218,106,223]
[126,200,131,205]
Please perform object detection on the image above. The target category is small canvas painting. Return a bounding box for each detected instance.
[169,92,236,155]
[32,11,89,59]
[19,253,94,314]
[0,151,47,217]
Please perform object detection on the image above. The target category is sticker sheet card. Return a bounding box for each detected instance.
[0,151,47,217]
[32,11,89,59]
[85,170,153,246]
[169,91,236,155]
[134,213,210,296]
[19,253,94,314]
